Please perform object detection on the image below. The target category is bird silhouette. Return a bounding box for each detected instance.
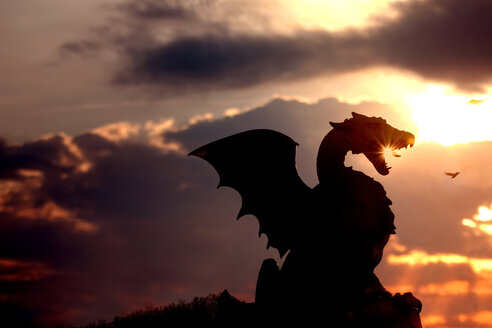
[445,172,460,178]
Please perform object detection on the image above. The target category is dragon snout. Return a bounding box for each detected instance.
[391,130,415,150]
[405,132,415,147]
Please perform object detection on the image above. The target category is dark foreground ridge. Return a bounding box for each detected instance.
[78,293,220,328]
[76,290,267,328]
[78,288,421,327]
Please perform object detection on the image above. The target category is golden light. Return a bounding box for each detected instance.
[453,312,492,326]
[408,86,492,145]
[462,204,492,235]
[418,280,469,296]
[381,145,407,170]
[0,258,54,282]
[472,311,492,325]
[382,147,394,161]
[224,108,241,117]
[462,218,477,228]
[421,314,446,326]
[280,0,399,31]
[387,250,492,274]
[475,205,492,222]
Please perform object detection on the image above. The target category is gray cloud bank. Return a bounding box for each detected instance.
[63,0,492,93]
[1,97,492,326]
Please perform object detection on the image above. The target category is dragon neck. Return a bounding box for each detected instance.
[316,129,352,184]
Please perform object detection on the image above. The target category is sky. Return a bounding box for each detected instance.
[2,0,492,326]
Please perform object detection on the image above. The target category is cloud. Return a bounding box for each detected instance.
[372,0,492,91]
[114,0,199,20]
[0,123,276,326]
[91,121,141,142]
[2,96,492,326]
[113,31,372,91]
[61,0,492,93]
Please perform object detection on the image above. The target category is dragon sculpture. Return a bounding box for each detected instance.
[190,112,422,327]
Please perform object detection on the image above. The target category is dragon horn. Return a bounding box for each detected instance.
[351,112,365,119]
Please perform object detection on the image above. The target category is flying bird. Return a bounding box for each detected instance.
[445,172,460,178]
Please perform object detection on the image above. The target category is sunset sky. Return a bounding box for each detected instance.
[2,0,492,327]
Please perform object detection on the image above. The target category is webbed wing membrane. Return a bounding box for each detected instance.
[189,129,311,257]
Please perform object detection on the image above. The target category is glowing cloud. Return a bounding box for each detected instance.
[471,311,492,325]
[421,314,446,326]
[0,258,54,282]
[12,200,97,233]
[418,280,469,296]
[144,118,184,153]
[462,204,492,236]
[408,86,492,145]
[92,121,141,142]
[387,250,492,274]
[224,108,241,117]
[280,0,400,31]
[474,204,492,222]
[188,113,213,125]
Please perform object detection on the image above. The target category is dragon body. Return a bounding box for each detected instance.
[190,112,421,327]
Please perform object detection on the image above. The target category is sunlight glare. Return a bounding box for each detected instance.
[408,86,492,145]
[387,250,492,274]
[418,280,469,296]
[421,315,446,326]
[462,204,492,236]
[382,147,394,161]
[475,205,492,222]
[280,0,399,31]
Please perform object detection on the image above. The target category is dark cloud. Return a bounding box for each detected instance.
[0,127,275,326]
[1,97,492,326]
[0,136,76,179]
[63,0,492,92]
[115,0,198,20]
[59,40,102,57]
[114,32,372,92]
[373,0,492,91]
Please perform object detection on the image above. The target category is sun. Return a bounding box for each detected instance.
[407,86,492,146]
[280,0,398,31]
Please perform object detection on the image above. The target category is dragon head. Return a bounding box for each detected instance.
[330,112,415,175]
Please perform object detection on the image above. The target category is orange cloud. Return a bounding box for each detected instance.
[421,314,446,326]
[92,121,141,142]
[0,174,97,233]
[385,280,471,298]
[418,280,470,296]
[92,118,187,153]
[387,250,492,275]
[144,118,184,153]
[0,258,54,282]
[0,185,98,234]
[462,204,492,237]
[474,280,492,295]
[224,108,241,117]
[474,205,492,222]
[452,311,492,326]
[188,113,213,125]
[38,133,92,173]
[472,311,492,325]
[17,201,98,233]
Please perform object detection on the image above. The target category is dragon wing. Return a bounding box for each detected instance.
[189,129,311,257]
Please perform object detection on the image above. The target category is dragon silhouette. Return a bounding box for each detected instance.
[190,112,422,327]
